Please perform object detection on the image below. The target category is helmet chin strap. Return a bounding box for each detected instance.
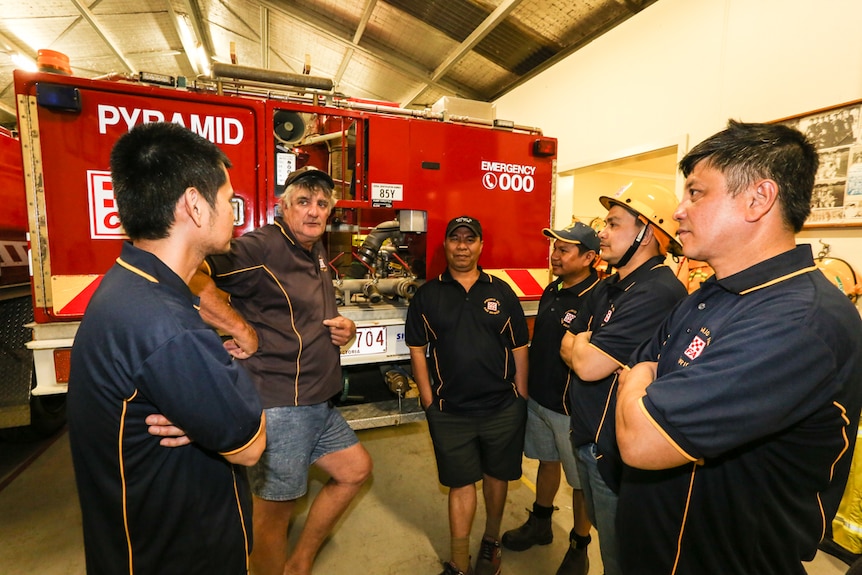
[613,223,648,269]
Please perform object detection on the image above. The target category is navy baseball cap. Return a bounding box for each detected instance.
[542,222,600,252]
[283,165,334,188]
[445,215,483,239]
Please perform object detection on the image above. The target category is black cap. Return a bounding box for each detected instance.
[445,215,482,239]
[283,166,334,188]
[542,222,600,252]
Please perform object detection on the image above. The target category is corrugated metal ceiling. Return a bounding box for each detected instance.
[0,0,658,128]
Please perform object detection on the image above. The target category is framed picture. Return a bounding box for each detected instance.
[775,100,862,228]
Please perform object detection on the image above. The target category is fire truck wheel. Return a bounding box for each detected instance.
[28,394,67,437]
[0,394,66,443]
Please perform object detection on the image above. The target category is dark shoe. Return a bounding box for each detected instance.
[501,509,553,551]
[440,560,474,575]
[475,537,502,575]
[556,539,589,575]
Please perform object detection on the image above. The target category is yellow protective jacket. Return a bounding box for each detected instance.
[833,427,862,553]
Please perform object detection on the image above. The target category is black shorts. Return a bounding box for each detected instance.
[425,397,527,487]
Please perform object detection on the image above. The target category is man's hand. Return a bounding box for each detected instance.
[224,322,259,359]
[616,360,690,469]
[324,315,356,347]
[146,414,192,447]
[409,346,434,410]
[617,361,657,397]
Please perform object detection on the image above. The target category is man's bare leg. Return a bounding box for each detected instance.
[282,443,372,575]
[448,483,478,572]
[251,497,295,575]
[482,474,508,540]
[573,489,591,538]
[535,461,562,507]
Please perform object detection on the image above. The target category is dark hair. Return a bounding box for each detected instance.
[574,243,594,256]
[574,243,599,267]
[110,122,231,240]
[679,120,818,232]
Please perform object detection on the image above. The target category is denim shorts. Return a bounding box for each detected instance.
[523,398,581,489]
[425,397,526,488]
[248,402,358,500]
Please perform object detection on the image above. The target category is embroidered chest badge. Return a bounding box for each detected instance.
[562,310,577,327]
[684,335,707,360]
[603,305,614,324]
[484,298,501,315]
[318,255,327,271]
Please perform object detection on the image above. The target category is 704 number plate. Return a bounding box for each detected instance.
[342,326,387,356]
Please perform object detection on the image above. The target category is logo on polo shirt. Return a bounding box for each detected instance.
[684,335,706,360]
[318,255,327,271]
[602,305,614,324]
[484,298,501,315]
[562,309,577,327]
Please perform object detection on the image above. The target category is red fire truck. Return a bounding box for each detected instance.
[0,63,556,434]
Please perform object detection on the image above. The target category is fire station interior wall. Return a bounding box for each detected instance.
[494,0,862,294]
[564,147,679,227]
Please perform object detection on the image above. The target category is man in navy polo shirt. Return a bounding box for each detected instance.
[407,215,529,575]
[560,182,688,575]
[67,122,267,575]
[502,222,600,575]
[616,120,862,574]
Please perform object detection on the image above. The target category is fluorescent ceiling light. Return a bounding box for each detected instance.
[11,52,37,71]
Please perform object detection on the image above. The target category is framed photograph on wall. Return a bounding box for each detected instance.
[776,100,862,228]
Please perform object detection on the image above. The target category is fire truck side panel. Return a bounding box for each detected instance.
[14,70,266,322]
[364,114,553,286]
[0,129,34,429]
[0,128,29,291]
[266,101,366,210]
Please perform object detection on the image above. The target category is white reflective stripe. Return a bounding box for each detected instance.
[834,514,862,535]
[25,338,75,350]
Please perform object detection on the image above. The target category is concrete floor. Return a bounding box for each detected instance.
[0,422,853,574]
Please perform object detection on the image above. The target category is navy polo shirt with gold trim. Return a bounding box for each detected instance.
[617,245,862,575]
[529,268,600,414]
[567,256,687,447]
[566,255,687,492]
[405,268,529,416]
[68,241,263,575]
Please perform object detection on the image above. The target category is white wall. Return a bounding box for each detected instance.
[496,0,862,285]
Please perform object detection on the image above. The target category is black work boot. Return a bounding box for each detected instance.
[501,509,553,551]
[556,531,590,575]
